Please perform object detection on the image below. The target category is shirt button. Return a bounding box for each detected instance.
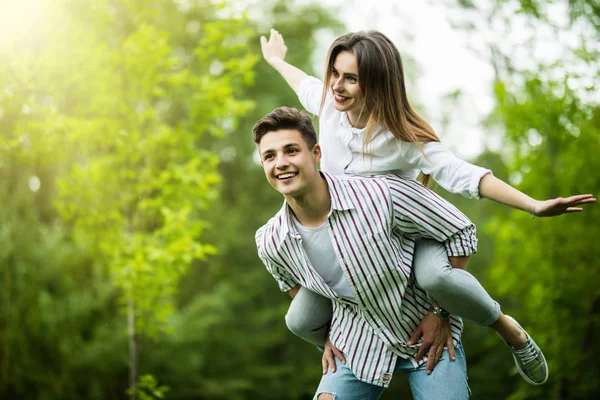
[380,373,392,384]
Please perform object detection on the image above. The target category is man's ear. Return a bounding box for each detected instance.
[313,143,322,163]
[257,145,264,167]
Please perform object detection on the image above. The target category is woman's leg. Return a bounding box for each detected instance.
[413,238,548,385]
[285,286,332,346]
[412,238,500,326]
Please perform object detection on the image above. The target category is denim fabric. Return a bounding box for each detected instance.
[313,344,469,400]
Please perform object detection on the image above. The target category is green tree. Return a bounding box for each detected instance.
[148,1,345,398]
[450,0,600,398]
[487,75,600,400]
[1,0,256,398]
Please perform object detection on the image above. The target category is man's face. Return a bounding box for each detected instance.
[258,129,321,198]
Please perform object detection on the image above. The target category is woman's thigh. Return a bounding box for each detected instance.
[412,238,450,289]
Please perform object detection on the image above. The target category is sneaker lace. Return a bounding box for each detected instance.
[514,340,538,365]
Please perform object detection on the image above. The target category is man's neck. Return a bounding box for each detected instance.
[285,176,331,228]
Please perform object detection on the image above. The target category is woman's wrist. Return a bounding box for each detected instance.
[268,57,286,69]
[530,200,540,216]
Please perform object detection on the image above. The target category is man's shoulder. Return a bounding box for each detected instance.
[334,173,411,193]
[332,172,388,185]
[255,215,279,240]
[327,173,428,195]
[255,212,284,250]
[323,174,394,210]
[381,174,426,188]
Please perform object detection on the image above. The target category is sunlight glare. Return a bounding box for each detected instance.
[0,0,47,47]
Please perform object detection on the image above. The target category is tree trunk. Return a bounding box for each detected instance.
[128,296,137,400]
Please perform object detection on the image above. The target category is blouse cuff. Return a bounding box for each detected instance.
[469,169,493,199]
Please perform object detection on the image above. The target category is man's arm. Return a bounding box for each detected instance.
[387,176,477,372]
[287,284,301,299]
[260,29,308,94]
[255,226,299,293]
[448,256,469,270]
[410,256,467,372]
[387,175,477,256]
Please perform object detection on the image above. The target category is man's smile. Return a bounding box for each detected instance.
[276,172,298,180]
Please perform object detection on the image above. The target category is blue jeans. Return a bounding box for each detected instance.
[313,344,469,400]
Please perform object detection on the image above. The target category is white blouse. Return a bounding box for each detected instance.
[298,76,491,199]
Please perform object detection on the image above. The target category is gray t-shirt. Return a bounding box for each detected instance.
[292,215,354,299]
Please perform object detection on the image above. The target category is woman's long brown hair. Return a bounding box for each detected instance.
[320,31,440,186]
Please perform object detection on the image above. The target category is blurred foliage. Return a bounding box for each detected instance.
[0,0,343,399]
[1,0,598,399]
[448,0,600,399]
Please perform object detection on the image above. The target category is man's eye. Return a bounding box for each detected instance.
[264,154,273,160]
[288,149,297,154]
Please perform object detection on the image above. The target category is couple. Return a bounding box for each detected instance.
[254,30,595,399]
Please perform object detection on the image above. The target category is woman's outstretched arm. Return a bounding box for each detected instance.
[407,141,595,216]
[478,173,596,217]
[260,29,308,93]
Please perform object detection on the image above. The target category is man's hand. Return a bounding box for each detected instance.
[260,29,287,66]
[407,312,455,374]
[322,337,346,374]
[533,194,596,217]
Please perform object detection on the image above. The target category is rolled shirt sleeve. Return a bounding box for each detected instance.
[386,175,478,257]
[255,226,298,292]
[400,141,492,199]
[443,224,478,257]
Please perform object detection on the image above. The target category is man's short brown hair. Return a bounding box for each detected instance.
[253,107,317,148]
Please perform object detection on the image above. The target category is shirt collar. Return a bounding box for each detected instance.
[276,172,355,245]
[322,171,355,211]
[339,112,364,134]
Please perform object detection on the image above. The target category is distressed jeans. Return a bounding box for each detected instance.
[313,343,469,400]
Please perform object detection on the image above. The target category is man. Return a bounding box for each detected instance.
[254,107,476,399]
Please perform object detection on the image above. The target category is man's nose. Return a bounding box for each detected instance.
[275,154,289,169]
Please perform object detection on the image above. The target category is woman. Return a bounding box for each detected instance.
[260,29,595,386]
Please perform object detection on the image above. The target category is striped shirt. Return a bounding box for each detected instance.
[255,172,477,387]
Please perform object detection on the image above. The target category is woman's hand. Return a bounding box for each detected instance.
[532,194,596,217]
[260,29,287,66]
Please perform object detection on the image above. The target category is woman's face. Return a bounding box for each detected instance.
[329,50,366,114]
